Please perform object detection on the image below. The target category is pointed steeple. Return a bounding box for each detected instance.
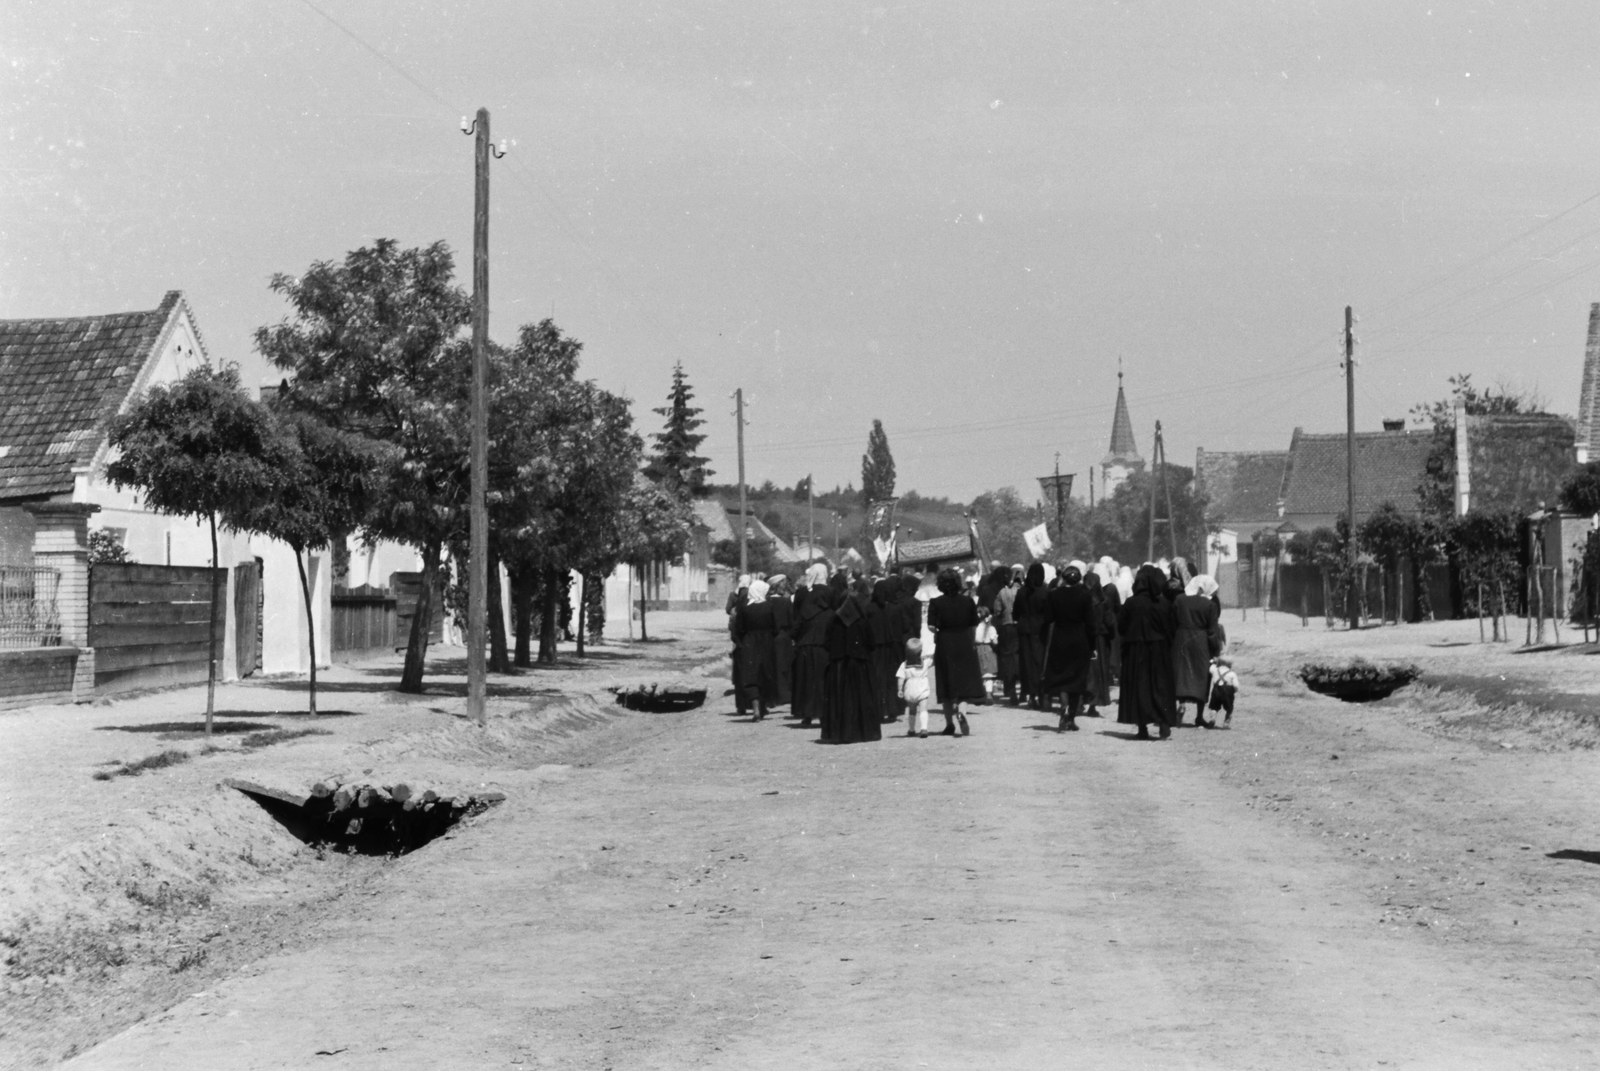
[1104,365,1141,464]
[1579,302,1600,464]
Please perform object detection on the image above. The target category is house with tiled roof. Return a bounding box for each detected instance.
[1278,426,1435,533]
[1194,447,1289,577]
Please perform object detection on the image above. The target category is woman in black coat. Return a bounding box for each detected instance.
[790,582,833,730]
[1084,572,1116,716]
[1014,563,1050,710]
[768,575,795,707]
[928,568,985,736]
[1117,564,1177,740]
[1172,576,1222,728]
[823,577,881,744]
[868,578,904,722]
[1042,565,1098,732]
[734,579,780,720]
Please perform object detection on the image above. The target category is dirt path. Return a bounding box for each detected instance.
[52,613,1600,1069]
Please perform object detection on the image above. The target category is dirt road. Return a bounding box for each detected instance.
[54,614,1600,1069]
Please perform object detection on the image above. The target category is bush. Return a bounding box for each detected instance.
[1298,658,1421,702]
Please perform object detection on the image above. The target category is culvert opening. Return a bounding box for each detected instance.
[225,778,504,856]
[612,683,706,712]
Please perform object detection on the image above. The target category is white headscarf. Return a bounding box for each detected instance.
[746,578,769,604]
[1115,566,1135,601]
[737,573,752,590]
[804,562,829,588]
[1068,559,1088,576]
[1185,574,1219,599]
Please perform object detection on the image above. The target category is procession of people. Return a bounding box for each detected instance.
[727,552,1230,745]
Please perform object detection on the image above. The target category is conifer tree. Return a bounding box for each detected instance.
[645,363,712,495]
[861,419,896,505]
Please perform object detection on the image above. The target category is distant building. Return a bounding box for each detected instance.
[1100,370,1144,496]
[1451,410,1576,516]
[1277,426,1434,533]
[1194,447,1289,576]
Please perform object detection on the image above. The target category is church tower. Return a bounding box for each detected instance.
[1579,302,1600,464]
[1101,367,1145,495]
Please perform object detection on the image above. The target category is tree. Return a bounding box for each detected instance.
[861,420,896,506]
[617,476,694,641]
[87,529,128,565]
[1560,461,1600,517]
[643,362,712,495]
[1357,503,1415,624]
[969,487,1042,565]
[231,411,382,715]
[255,239,472,694]
[1447,508,1523,637]
[105,366,279,734]
[1084,465,1206,566]
[792,475,812,502]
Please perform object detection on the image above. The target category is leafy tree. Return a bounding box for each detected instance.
[1084,465,1206,566]
[617,476,694,641]
[255,239,472,693]
[105,366,280,733]
[970,486,1045,564]
[87,529,128,566]
[231,411,382,715]
[1447,508,1523,631]
[1560,461,1600,517]
[792,475,812,502]
[861,420,896,506]
[643,362,712,495]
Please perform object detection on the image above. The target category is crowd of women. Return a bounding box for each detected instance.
[728,555,1234,746]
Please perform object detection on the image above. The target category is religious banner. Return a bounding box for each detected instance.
[1023,523,1052,560]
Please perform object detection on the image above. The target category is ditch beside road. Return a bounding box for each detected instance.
[7,610,1593,1069]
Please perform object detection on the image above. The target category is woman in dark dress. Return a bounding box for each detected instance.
[1117,564,1178,740]
[768,575,795,707]
[869,578,904,722]
[1014,563,1050,710]
[928,568,985,736]
[1084,572,1114,716]
[1043,565,1098,732]
[823,577,881,744]
[790,581,834,729]
[1173,575,1222,727]
[734,579,779,720]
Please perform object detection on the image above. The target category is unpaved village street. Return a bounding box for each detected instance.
[8,612,1600,1069]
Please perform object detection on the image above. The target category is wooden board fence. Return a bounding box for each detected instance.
[90,563,224,692]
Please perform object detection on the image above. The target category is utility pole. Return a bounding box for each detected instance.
[1148,421,1177,563]
[1345,305,1359,631]
[735,387,747,576]
[461,107,505,728]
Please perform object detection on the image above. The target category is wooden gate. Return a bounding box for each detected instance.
[89,564,225,693]
[234,559,262,677]
[331,585,397,662]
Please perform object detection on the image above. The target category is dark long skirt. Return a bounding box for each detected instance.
[995,623,1020,686]
[1172,628,1212,702]
[792,647,828,725]
[823,660,881,743]
[773,632,794,706]
[871,644,902,721]
[1090,635,1115,706]
[934,626,987,703]
[1018,632,1046,702]
[737,628,779,710]
[1117,639,1175,728]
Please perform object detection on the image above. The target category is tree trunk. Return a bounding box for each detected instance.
[400,540,440,693]
[576,573,588,657]
[511,564,533,668]
[206,511,219,736]
[637,563,649,641]
[537,563,559,664]
[294,544,317,716]
[486,541,510,673]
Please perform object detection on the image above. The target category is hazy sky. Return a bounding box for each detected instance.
[7,1,1600,503]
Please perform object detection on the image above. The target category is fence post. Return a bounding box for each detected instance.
[23,503,99,699]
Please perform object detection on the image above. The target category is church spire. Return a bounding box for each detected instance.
[1100,362,1146,496]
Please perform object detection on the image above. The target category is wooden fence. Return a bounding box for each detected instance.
[392,571,444,649]
[89,563,224,692]
[331,584,397,662]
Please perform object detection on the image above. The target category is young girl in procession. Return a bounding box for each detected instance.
[898,638,932,738]
[1208,655,1239,727]
[974,605,1000,699]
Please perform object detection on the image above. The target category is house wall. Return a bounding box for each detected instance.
[0,507,33,566]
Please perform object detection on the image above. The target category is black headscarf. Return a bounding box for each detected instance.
[1024,562,1045,590]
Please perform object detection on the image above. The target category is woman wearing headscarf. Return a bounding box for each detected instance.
[790,576,834,730]
[1118,564,1178,740]
[1014,563,1050,710]
[768,575,795,707]
[734,579,780,721]
[1084,570,1115,716]
[992,566,1022,704]
[928,567,985,736]
[823,575,881,743]
[1173,574,1223,727]
[869,577,904,722]
[727,574,751,707]
[1042,564,1098,732]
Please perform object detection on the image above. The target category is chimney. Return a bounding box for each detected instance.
[1381,418,1405,432]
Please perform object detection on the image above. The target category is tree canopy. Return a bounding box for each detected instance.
[861,420,896,506]
[643,362,711,495]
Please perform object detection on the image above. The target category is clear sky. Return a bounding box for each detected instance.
[7,1,1600,503]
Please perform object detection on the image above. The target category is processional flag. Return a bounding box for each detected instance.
[1023,523,1052,560]
[867,497,898,565]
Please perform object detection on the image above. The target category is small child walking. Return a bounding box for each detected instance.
[897,638,932,739]
[1207,656,1239,727]
[974,609,1000,699]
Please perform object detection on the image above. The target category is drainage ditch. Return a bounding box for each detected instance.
[225,777,504,856]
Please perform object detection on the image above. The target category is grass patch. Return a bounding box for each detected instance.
[238,727,330,750]
[1382,682,1600,751]
[92,748,193,780]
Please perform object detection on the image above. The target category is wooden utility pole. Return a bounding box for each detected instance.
[1345,305,1359,631]
[1147,421,1177,563]
[736,388,747,576]
[466,107,493,727]
[807,472,815,562]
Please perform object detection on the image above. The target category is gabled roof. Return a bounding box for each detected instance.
[1103,376,1141,464]
[0,292,188,501]
[1464,412,1575,514]
[1280,428,1433,521]
[1196,448,1289,529]
[691,497,733,541]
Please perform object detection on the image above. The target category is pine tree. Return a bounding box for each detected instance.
[861,419,896,505]
[645,362,712,495]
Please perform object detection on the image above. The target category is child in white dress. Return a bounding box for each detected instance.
[897,638,932,739]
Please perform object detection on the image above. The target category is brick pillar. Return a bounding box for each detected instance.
[24,502,99,698]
